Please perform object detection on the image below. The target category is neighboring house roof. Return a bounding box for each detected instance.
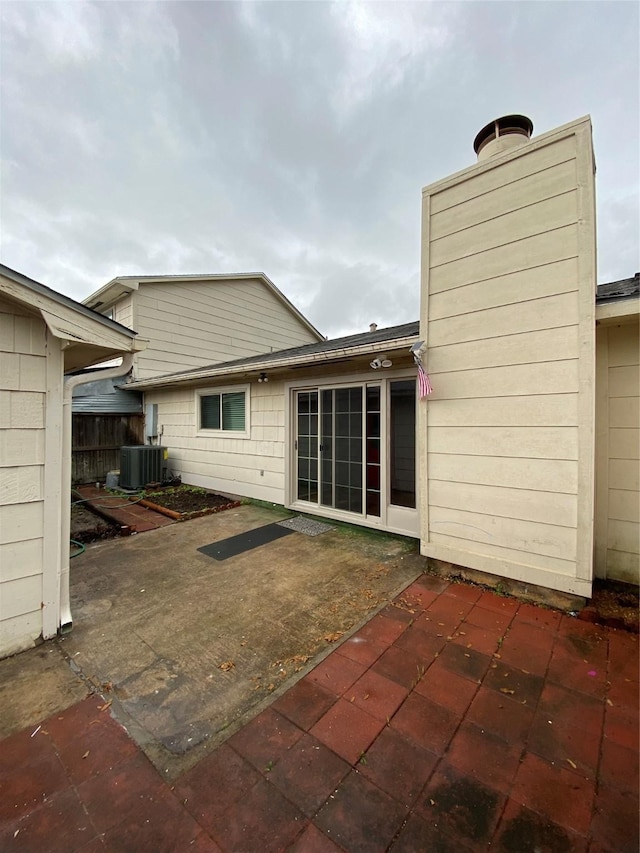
[72,376,142,414]
[0,264,145,371]
[82,272,325,342]
[127,321,420,390]
[595,272,639,323]
[596,272,639,303]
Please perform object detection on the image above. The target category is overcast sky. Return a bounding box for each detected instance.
[1,1,638,337]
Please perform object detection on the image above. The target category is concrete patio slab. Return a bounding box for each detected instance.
[2,503,422,780]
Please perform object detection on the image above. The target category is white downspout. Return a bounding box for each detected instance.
[59,353,135,632]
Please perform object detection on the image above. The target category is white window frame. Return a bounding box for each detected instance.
[195,384,250,439]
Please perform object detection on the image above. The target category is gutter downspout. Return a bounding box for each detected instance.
[59,353,135,632]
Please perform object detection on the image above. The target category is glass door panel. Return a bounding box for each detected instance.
[296,391,318,502]
[389,380,416,508]
[296,384,381,518]
[333,387,362,513]
[366,386,381,516]
[320,390,333,507]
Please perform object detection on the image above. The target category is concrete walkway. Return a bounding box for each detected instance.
[1,574,638,852]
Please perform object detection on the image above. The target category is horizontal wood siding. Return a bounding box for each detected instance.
[420,119,596,596]
[133,279,319,379]
[595,321,640,584]
[113,296,133,330]
[0,296,46,655]
[145,381,286,503]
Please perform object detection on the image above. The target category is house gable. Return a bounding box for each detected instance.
[83,274,324,381]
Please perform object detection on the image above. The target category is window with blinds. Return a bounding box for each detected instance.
[199,389,247,432]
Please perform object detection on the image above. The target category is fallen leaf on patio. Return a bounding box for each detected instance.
[218,661,235,672]
[287,654,310,665]
[14,830,20,838]
[102,682,113,692]
[324,632,343,643]
[429,799,435,806]
[363,693,370,700]
[494,653,501,659]
[464,653,471,658]
[267,683,275,691]
[467,644,472,649]
[500,688,515,695]
[606,698,613,706]
[566,758,577,769]
[98,700,113,711]
[82,751,90,759]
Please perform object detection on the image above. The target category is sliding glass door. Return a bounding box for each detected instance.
[294,379,416,530]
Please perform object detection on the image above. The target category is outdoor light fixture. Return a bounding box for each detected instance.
[370,356,393,370]
[258,372,269,383]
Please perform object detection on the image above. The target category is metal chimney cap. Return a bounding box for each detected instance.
[473,114,534,155]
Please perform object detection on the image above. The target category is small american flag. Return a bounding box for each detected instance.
[417,362,433,398]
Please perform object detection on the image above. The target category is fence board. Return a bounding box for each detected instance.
[72,414,144,484]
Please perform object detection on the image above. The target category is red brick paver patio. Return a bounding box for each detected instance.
[74,485,174,533]
[1,575,638,852]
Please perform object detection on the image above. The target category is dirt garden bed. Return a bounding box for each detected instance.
[137,485,241,521]
[71,503,121,544]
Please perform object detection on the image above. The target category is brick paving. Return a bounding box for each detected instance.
[74,485,174,533]
[1,574,638,852]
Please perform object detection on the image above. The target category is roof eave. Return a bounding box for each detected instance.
[126,333,420,391]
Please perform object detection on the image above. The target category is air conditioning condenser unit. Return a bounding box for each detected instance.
[120,446,166,490]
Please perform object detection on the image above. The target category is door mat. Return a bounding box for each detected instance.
[198,522,294,561]
[277,516,335,536]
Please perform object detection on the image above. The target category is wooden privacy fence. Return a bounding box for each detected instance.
[72,414,144,484]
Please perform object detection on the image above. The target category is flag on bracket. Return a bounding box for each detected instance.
[410,341,433,399]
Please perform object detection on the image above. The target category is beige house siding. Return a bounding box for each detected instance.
[595,320,640,584]
[145,380,286,503]
[113,295,134,331]
[0,296,47,655]
[116,279,320,380]
[419,117,596,596]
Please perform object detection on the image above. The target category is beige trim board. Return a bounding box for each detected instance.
[596,301,640,323]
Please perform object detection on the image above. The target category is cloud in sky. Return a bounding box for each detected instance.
[1,1,638,337]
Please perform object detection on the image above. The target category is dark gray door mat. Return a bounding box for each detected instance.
[198,522,294,561]
[276,516,335,536]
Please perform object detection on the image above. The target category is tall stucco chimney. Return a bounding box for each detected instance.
[473,114,533,161]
